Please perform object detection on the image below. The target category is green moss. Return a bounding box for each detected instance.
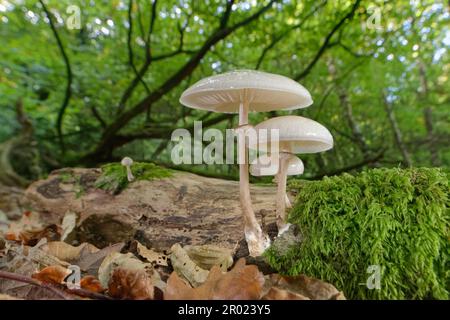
[265,167,449,300]
[94,161,172,194]
[58,170,85,199]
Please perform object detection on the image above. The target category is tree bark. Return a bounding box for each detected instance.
[24,168,278,252]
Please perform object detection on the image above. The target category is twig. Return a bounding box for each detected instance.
[294,0,361,81]
[0,270,112,300]
[0,270,70,300]
[66,287,113,300]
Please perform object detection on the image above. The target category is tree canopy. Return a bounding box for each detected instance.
[0,0,449,180]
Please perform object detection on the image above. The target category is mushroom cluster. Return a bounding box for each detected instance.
[180,70,333,256]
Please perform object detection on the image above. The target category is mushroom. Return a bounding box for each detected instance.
[121,157,135,182]
[249,116,333,232]
[250,154,304,209]
[180,70,312,256]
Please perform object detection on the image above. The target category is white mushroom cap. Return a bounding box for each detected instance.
[121,157,133,166]
[250,154,304,176]
[249,116,333,154]
[179,70,313,113]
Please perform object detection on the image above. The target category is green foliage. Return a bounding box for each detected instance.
[265,167,449,300]
[94,161,172,194]
[0,1,448,176]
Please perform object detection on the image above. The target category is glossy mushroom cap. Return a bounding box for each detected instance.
[179,70,312,113]
[250,154,304,176]
[249,116,333,154]
[121,157,133,166]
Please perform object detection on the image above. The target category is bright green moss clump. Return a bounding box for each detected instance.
[95,162,172,194]
[265,168,449,300]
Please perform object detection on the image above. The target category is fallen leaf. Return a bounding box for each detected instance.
[169,243,209,287]
[18,239,70,268]
[264,274,346,300]
[184,244,233,271]
[108,268,157,300]
[41,241,98,262]
[98,252,163,291]
[32,265,71,285]
[73,242,124,275]
[0,242,67,300]
[80,276,104,293]
[135,242,168,266]
[60,211,78,241]
[165,258,264,300]
[6,211,61,245]
[261,287,310,300]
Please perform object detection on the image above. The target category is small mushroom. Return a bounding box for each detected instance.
[180,70,313,256]
[250,154,304,209]
[121,157,135,182]
[249,116,333,232]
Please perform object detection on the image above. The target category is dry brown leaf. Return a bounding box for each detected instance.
[32,265,71,285]
[261,287,310,300]
[136,242,168,266]
[108,268,158,300]
[165,258,264,300]
[265,274,346,300]
[80,276,104,293]
[98,251,164,291]
[5,211,61,245]
[42,241,99,262]
[73,242,124,275]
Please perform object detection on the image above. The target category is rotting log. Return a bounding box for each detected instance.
[25,168,283,252]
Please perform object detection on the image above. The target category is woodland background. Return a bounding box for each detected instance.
[0,0,449,183]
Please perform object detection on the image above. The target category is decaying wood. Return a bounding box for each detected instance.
[25,168,278,252]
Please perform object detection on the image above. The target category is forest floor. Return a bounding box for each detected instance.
[0,168,345,300]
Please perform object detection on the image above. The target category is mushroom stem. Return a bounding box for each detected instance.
[238,95,269,257]
[275,173,291,208]
[126,166,134,182]
[285,193,292,209]
[276,152,290,232]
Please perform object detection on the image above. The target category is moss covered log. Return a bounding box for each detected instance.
[94,162,172,194]
[265,168,449,300]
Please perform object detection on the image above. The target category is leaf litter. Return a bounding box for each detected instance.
[0,210,345,300]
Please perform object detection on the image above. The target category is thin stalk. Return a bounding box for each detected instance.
[276,152,290,232]
[238,91,268,256]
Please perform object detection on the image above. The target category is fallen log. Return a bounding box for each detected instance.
[25,168,281,252]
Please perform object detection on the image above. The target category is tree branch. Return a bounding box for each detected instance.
[294,0,361,81]
[255,0,327,69]
[118,0,151,113]
[0,270,112,300]
[108,113,235,151]
[39,0,73,153]
[83,0,277,162]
